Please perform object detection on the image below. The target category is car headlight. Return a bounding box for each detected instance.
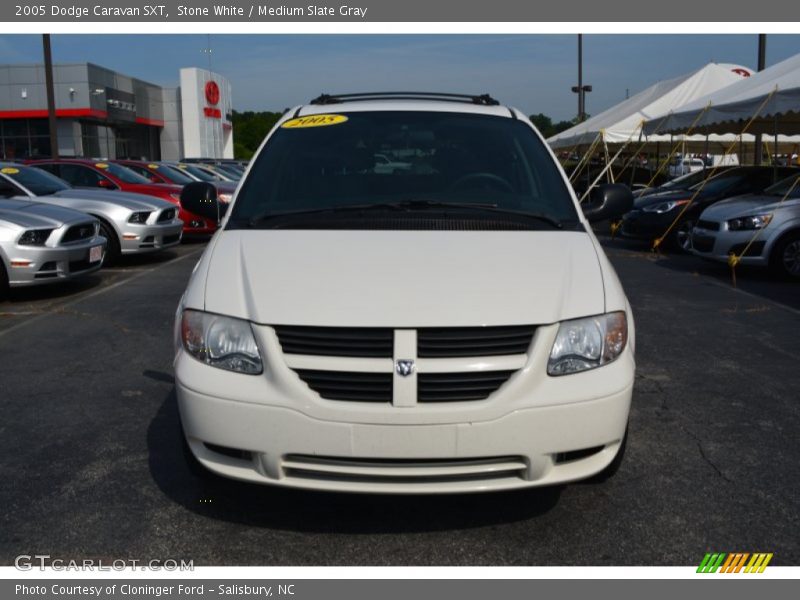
[727,213,773,231]
[128,211,152,224]
[18,228,54,246]
[642,199,690,214]
[180,309,263,374]
[548,312,628,376]
[218,193,233,203]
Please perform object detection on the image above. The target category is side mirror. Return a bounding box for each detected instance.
[179,181,227,221]
[582,183,634,223]
[97,179,116,190]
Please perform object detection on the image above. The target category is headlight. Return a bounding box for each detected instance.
[128,211,152,224]
[642,199,690,214]
[548,312,628,376]
[218,193,233,203]
[18,229,54,246]
[180,309,262,374]
[727,213,773,231]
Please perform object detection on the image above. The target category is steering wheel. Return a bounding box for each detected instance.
[448,172,514,193]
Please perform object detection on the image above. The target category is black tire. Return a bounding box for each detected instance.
[586,427,628,484]
[97,220,121,266]
[668,218,696,253]
[0,261,9,300]
[769,230,800,280]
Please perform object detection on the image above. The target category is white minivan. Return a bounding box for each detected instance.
[175,92,636,493]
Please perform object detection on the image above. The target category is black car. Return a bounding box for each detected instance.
[620,166,799,251]
[632,166,734,199]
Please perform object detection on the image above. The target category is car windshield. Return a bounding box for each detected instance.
[230,111,579,228]
[689,172,742,194]
[764,173,800,197]
[2,165,71,195]
[153,164,194,185]
[177,164,218,182]
[663,169,709,189]
[97,162,151,184]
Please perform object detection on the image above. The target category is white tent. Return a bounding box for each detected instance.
[548,62,753,151]
[643,52,800,136]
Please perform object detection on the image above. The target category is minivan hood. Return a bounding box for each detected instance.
[203,230,605,327]
[52,188,173,210]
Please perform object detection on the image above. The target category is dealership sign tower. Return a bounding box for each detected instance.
[178,67,234,159]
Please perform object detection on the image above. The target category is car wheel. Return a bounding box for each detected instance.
[98,220,121,266]
[0,262,9,300]
[770,230,800,280]
[670,219,695,253]
[586,426,628,484]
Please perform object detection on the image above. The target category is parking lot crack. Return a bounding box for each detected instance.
[680,426,733,484]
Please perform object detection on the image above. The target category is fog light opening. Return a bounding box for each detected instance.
[203,442,253,462]
[554,445,605,464]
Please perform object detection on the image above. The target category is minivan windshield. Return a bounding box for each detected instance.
[229,111,579,229]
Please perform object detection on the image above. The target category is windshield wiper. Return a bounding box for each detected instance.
[247,200,563,229]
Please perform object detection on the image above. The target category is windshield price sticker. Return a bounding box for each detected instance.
[1,167,20,174]
[281,114,349,129]
[95,162,110,169]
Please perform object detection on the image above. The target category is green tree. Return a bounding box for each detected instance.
[231,110,284,159]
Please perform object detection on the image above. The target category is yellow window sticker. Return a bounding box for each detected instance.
[1,167,20,175]
[95,162,109,169]
[281,114,348,129]
[148,163,159,169]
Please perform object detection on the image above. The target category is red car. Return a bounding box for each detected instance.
[27,159,218,235]
[113,159,236,204]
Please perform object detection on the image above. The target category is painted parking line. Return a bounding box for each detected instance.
[0,247,203,340]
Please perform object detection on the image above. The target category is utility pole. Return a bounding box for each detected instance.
[571,34,592,122]
[42,34,59,159]
[754,34,767,165]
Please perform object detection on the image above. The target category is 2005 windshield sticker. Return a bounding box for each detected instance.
[281,114,349,129]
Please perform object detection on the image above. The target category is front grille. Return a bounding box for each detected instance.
[282,454,528,485]
[62,223,95,244]
[68,258,95,273]
[158,208,176,222]
[418,371,516,402]
[696,219,720,231]
[282,325,534,405]
[163,233,180,244]
[692,234,715,253]
[275,325,393,357]
[417,325,535,357]
[294,369,392,402]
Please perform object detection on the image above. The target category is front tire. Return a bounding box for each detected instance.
[669,218,695,253]
[98,221,121,266]
[770,230,800,280]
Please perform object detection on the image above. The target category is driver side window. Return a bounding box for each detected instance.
[59,164,114,189]
[0,177,23,198]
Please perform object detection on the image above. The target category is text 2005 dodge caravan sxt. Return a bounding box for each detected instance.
[175,92,636,493]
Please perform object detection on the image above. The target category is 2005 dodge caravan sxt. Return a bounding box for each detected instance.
[174,92,636,493]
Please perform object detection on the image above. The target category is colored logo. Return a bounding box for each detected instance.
[697,552,773,573]
[731,68,752,78]
[205,81,220,106]
[281,114,349,129]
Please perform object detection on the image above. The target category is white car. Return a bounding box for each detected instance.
[174,92,636,493]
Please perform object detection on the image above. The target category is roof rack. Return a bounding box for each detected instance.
[309,92,501,106]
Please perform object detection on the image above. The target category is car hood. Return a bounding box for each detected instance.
[700,193,800,220]
[202,230,606,327]
[52,188,174,210]
[0,199,93,228]
[633,189,696,209]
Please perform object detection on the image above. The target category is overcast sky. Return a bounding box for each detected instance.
[2,34,800,121]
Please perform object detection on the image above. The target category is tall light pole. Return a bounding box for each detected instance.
[42,34,59,158]
[571,34,592,122]
[754,34,767,165]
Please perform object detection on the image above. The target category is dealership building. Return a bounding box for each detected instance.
[0,63,234,161]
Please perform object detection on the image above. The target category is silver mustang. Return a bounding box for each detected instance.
[0,198,106,297]
[0,163,183,264]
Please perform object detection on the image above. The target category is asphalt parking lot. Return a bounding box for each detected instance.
[1,233,798,566]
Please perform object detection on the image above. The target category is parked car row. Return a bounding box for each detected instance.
[0,157,237,298]
[614,165,800,279]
